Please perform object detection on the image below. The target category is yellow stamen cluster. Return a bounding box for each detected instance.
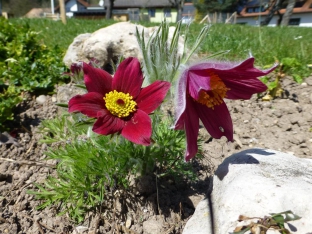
[196,72,229,109]
[104,90,137,118]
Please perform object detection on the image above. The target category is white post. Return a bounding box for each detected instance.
[51,0,55,14]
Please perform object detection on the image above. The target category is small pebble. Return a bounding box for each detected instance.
[126,217,132,228]
[36,95,47,104]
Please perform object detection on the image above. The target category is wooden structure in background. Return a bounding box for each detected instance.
[59,0,67,24]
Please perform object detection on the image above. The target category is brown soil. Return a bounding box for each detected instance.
[0,75,312,234]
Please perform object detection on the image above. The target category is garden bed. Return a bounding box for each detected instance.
[1,75,311,234]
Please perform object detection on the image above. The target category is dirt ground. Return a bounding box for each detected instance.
[0,75,312,234]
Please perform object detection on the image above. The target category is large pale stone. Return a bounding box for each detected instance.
[63,22,185,69]
[212,148,312,233]
[183,148,312,234]
[182,199,212,234]
[63,33,91,67]
[142,215,165,234]
[56,84,86,114]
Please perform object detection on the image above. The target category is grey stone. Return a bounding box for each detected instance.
[63,22,185,69]
[183,148,312,234]
[182,199,212,234]
[63,33,91,67]
[56,84,86,114]
[142,215,165,234]
[35,95,47,105]
[212,148,312,233]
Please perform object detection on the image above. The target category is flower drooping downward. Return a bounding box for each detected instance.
[174,57,277,161]
[69,57,170,145]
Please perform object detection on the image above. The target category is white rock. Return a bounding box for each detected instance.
[212,148,312,233]
[63,22,185,68]
[72,226,88,234]
[142,215,164,234]
[183,148,312,234]
[35,95,47,104]
[63,33,91,67]
[125,217,132,228]
[188,194,205,208]
[182,199,212,234]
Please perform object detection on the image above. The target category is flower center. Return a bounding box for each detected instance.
[104,90,137,118]
[196,72,229,109]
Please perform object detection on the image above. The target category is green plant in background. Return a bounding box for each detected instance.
[233,210,301,234]
[0,18,68,92]
[260,57,311,100]
[0,18,69,130]
[280,57,310,84]
[0,86,22,130]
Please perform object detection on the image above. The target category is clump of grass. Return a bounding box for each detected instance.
[187,23,312,69]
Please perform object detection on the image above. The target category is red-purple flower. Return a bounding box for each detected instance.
[174,57,277,161]
[63,59,100,78]
[69,57,170,145]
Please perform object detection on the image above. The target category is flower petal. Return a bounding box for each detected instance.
[83,62,112,94]
[68,92,105,118]
[188,57,255,72]
[174,111,185,130]
[136,81,170,114]
[70,62,83,75]
[224,78,267,99]
[183,97,200,161]
[174,70,188,129]
[121,109,151,146]
[227,57,277,76]
[195,102,233,141]
[112,57,143,99]
[188,70,212,100]
[186,57,277,100]
[92,109,125,135]
[189,57,277,78]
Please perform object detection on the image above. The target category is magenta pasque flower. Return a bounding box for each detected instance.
[69,57,170,145]
[174,57,277,161]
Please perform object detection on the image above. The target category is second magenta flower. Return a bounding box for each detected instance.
[174,57,277,161]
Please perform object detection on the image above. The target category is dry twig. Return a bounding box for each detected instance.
[0,157,56,168]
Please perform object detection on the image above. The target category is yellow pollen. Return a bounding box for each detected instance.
[196,72,229,109]
[104,90,137,118]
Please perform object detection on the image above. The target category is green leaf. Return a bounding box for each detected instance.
[293,74,303,84]
[74,84,87,89]
[267,80,277,90]
[259,76,269,84]
[272,214,285,223]
[233,226,251,234]
[55,103,69,108]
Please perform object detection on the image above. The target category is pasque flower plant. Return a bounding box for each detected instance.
[68,57,170,145]
[33,21,283,223]
[174,57,277,161]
